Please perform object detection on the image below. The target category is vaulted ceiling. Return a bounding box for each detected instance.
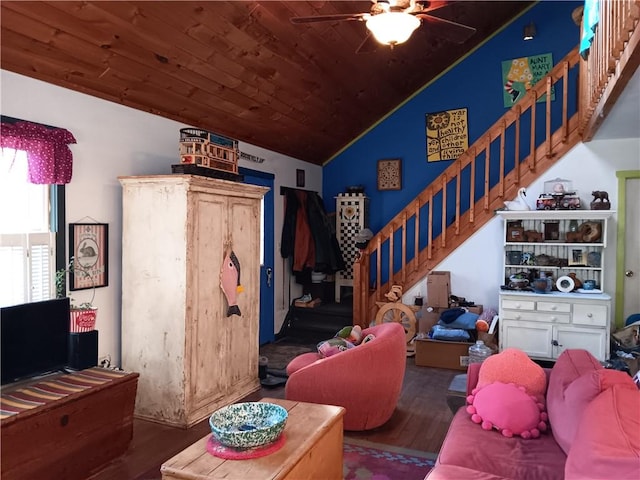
[0,1,532,165]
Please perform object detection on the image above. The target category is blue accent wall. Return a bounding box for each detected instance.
[323,1,582,234]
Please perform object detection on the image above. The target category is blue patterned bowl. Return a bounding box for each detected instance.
[209,402,288,448]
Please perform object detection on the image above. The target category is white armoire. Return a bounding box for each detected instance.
[119,175,267,427]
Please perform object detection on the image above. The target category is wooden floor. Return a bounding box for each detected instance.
[90,360,459,480]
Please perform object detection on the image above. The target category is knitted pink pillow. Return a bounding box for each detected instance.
[466,382,548,439]
[477,348,547,400]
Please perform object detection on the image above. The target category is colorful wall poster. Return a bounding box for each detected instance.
[426,108,469,162]
[501,53,554,107]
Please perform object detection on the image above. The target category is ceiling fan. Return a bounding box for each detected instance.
[290,0,477,53]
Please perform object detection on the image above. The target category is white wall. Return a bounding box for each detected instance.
[405,136,640,320]
[1,70,320,364]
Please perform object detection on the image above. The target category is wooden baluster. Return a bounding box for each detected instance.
[530,90,537,171]
[352,253,363,326]
[401,213,407,284]
[441,176,447,248]
[546,76,552,158]
[375,237,382,302]
[388,226,394,285]
[469,148,476,224]
[428,190,433,260]
[562,61,569,142]
[414,203,419,272]
[514,106,521,183]
[499,122,505,197]
[455,161,461,235]
[484,144,490,210]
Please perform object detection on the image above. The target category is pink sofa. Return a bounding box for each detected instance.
[427,349,640,480]
[285,322,406,431]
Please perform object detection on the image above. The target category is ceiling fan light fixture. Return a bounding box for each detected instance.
[366,12,421,46]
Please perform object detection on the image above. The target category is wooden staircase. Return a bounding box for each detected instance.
[353,0,640,327]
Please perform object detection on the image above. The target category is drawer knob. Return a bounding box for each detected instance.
[552,340,563,347]
[551,305,557,311]
[551,316,557,322]
[515,304,521,309]
[587,313,593,318]
[515,315,521,320]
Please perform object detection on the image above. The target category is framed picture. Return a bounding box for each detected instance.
[69,223,109,290]
[377,158,402,191]
[568,247,586,266]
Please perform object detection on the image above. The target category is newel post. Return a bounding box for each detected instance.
[352,250,368,329]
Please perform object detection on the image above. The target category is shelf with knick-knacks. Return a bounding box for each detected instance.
[499,210,613,294]
[497,210,615,363]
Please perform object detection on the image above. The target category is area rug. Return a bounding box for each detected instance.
[258,342,314,371]
[343,437,436,480]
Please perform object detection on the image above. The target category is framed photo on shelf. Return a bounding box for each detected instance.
[377,158,402,191]
[69,223,109,290]
[568,247,586,266]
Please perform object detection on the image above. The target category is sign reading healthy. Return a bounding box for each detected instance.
[426,107,469,162]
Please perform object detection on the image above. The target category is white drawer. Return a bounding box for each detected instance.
[501,310,570,324]
[573,303,608,327]
[501,299,535,311]
[537,301,571,313]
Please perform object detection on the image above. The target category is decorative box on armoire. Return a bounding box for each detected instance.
[335,192,368,303]
[119,175,267,427]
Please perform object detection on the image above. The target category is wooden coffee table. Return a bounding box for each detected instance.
[160,398,345,480]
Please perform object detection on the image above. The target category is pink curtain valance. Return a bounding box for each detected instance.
[1,121,76,184]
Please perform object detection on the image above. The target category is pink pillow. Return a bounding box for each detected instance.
[477,348,547,400]
[546,349,604,455]
[549,367,635,455]
[565,384,640,479]
[466,382,548,439]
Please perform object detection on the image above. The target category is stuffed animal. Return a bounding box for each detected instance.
[384,285,403,302]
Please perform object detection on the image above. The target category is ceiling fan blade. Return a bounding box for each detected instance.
[290,13,368,24]
[355,32,379,54]
[415,13,476,44]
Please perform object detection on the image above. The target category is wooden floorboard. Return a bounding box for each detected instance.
[89,360,458,480]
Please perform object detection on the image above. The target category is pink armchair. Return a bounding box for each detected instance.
[285,322,407,431]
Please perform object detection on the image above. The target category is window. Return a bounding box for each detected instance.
[0,148,62,307]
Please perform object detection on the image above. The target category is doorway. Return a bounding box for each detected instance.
[615,171,640,328]
[240,167,275,344]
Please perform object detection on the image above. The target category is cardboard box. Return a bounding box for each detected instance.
[414,338,471,371]
[418,306,442,333]
[467,305,483,315]
[426,271,451,308]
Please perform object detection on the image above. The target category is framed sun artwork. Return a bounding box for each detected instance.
[377,158,402,191]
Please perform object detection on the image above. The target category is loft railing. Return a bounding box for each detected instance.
[579,0,640,140]
[352,5,640,327]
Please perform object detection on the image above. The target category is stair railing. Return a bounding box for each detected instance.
[353,47,582,327]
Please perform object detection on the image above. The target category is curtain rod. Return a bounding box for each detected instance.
[1,115,58,130]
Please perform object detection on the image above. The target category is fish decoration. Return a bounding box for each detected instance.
[220,250,243,317]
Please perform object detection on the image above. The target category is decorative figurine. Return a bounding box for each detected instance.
[504,187,531,211]
[590,191,610,210]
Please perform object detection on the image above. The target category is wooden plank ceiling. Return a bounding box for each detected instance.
[0,1,531,165]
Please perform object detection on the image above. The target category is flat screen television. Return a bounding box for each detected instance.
[1,297,70,385]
